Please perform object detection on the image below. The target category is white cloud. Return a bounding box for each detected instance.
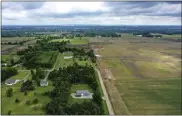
[34,2,109,15]
[2,2,181,25]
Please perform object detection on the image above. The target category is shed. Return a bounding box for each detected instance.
[64,56,73,59]
[40,80,48,86]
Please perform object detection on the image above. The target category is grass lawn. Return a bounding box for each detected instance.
[2,55,20,62]
[49,38,88,45]
[11,71,30,80]
[62,57,74,67]
[54,53,64,70]
[1,81,54,115]
[68,84,93,105]
[37,51,58,64]
[77,60,92,66]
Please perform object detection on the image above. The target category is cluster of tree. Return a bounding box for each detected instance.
[19,51,58,69]
[83,31,120,37]
[21,80,35,92]
[46,63,104,115]
[31,68,45,86]
[6,88,13,97]
[2,40,28,45]
[2,67,18,81]
[87,50,96,63]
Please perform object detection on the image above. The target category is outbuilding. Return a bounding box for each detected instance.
[64,56,73,59]
[40,80,48,86]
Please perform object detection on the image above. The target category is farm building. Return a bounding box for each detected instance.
[5,79,20,85]
[136,35,142,37]
[75,90,92,97]
[64,56,73,59]
[40,80,48,86]
[95,54,101,58]
[1,63,7,67]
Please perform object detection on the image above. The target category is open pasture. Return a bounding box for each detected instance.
[2,37,35,43]
[50,37,88,45]
[96,37,181,115]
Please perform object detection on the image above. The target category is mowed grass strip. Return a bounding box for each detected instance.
[54,53,64,70]
[49,38,88,44]
[1,80,54,115]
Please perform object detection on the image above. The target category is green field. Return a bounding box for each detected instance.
[152,33,181,39]
[97,37,181,115]
[68,84,93,105]
[2,55,20,62]
[50,38,88,44]
[37,51,57,64]
[116,78,181,115]
[10,71,30,80]
[2,37,35,43]
[1,80,54,115]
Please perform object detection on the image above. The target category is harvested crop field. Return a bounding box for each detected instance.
[94,37,181,115]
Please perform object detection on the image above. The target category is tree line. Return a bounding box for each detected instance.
[2,67,18,82]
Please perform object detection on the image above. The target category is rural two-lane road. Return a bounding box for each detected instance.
[95,68,114,115]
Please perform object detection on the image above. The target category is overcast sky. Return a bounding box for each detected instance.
[2,2,181,25]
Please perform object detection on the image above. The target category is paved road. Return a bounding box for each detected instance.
[95,68,114,115]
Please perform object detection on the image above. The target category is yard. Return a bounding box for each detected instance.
[1,80,54,115]
[10,71,30,80]
[2,55,20,62]
[68,84,93,105]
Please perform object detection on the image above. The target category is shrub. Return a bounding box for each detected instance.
[8,110,12,115]
[26,100,31,105]
[6,88,13,97]
[21,80,35,92]
[15,98,20,103]
[33,98,38,104]
[24,91,28,96]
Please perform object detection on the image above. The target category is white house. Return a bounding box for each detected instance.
[40,80,48,86]
[5,79,20,85]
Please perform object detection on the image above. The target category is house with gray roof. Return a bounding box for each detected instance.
[40,80,48,86]
[5,79,19,85]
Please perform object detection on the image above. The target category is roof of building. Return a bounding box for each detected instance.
[5,79,17,84]
[64,56,73,59]
[76,90,90,96]
[40,80,48,85]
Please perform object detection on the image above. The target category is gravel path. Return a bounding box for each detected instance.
[95,68,114,115]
